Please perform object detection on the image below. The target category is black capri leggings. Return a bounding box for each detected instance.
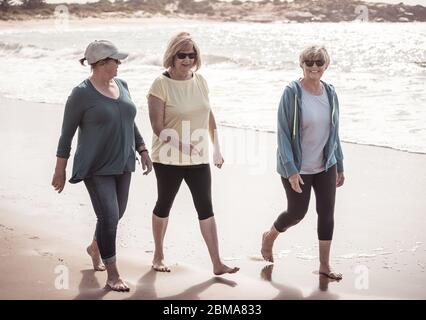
[274,165,337,241]
[153,163,214,220]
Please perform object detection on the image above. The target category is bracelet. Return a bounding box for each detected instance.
[138,149,148,155]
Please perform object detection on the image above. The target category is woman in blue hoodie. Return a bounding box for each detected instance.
[261,46,345,280]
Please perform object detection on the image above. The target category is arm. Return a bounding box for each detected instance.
[147,94,196,155]
[277,90,298,177]
[134,122,146,153]
[277,89,304,193]
[334,94,345,187]
[335,132,345,188]
[209,110,224,168]
[134,122,152,175]
[52,88,84,193]
[52,157,68,193]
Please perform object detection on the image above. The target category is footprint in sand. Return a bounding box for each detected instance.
[0,224,14,231]
[35,249,54,258]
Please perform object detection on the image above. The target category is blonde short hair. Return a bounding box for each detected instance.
[163,32,202,71]
[299,45,330,68]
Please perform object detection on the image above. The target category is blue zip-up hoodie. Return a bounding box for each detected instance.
[277,80,344,178]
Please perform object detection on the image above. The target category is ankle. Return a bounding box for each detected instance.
[153,253,164,261]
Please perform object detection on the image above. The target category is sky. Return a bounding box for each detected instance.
[44,0,426,6]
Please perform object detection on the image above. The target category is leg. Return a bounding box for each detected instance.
[84,175,129,291]
[199,217,239,275]
[86,172,132,272]
[115,171,132,220]
[312,166,342,280]
[152,214,170,272]
[152,163,184,272]
[318,240,341,280]
[261,175,313,262]
[184,165,239,275]
[86,239,105,271]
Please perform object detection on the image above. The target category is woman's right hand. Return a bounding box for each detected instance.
[288,173,304,193]
[52,171,66,193]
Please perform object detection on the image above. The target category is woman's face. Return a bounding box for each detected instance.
[301,57,327,81]
[95,58,121,78]
[173,44,196,73]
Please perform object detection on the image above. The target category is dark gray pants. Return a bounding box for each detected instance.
[84,172,131,264]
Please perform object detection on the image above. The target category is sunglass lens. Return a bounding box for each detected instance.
[304,60,325,67]
[176,53,196,59]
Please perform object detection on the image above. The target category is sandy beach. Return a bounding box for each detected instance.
[1,95,425,300]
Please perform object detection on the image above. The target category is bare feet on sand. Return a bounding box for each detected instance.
[152,256,171,272]
[86,243,106,271]
[319,264,343,280]
[106,278,130,292]
[213,263,240,275]
[261,232,274,262]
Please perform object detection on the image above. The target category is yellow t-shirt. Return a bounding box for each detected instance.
[147,72,211,165]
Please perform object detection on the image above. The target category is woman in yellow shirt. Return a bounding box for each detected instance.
[147,32,239,275]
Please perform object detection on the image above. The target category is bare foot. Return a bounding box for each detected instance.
[105,278,130,292]
[213,264,240,275]
[86,245,106,271]
[261,232,274,262]
[152,257,170,272]
[319,264,343,281]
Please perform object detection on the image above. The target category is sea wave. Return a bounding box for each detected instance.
[0,41,299,70]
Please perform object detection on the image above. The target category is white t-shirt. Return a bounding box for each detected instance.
[300,83,331,174]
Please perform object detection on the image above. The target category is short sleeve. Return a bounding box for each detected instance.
[147,77,166,102]
[197,73,209,95]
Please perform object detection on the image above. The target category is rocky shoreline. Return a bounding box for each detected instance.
[1,0,425,23]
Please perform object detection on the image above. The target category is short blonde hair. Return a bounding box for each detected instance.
[163,32,202,71]
[299,45,330,68]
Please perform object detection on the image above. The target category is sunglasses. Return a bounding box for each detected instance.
[304,60,325,67]
[176,52,197,60]
[96,58,120,65]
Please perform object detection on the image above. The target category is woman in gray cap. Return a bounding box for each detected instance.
[52,40,152,292]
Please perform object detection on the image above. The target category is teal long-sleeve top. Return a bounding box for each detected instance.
[56,78,144,184]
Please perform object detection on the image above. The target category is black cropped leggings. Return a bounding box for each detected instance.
[274,165,337,241]
[153,163,214,220]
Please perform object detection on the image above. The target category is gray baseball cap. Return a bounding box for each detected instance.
[83,40,128,65]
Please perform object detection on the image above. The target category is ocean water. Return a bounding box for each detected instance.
[0,19,425,153]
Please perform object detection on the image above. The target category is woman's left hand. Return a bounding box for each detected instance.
[213,149,224,169]
[140,151,153,175]
[336,172,345,187]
